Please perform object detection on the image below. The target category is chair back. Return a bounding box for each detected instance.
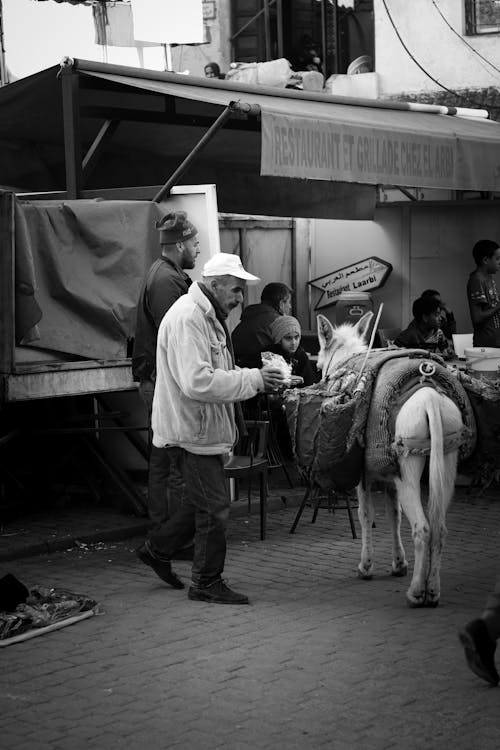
[235,420,269,461]
[377,328,401,348]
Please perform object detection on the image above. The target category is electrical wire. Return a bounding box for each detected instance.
[381,0,500,111]
[431,0,500,77]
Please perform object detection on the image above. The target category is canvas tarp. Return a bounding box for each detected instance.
[15,197,163,359]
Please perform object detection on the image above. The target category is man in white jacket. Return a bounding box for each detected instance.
[137,253,286,604]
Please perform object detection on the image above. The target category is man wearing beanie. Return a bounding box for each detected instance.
[137,253,287,604]
[132,210,200,529]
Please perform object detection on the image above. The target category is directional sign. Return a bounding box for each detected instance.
[309,256,392,310]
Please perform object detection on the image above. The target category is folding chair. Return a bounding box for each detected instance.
[224,420,269,540]
[289,475,358,539]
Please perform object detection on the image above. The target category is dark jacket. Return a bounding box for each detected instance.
[132,257,191,381]
[232,303,280,368]
[394,320,448,354]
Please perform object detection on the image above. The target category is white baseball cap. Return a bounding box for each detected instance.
[202,253,260,284]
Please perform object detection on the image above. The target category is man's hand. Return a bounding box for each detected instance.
[260,366,287,392]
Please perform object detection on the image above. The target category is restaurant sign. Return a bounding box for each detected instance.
[309,256,392,310]
[260,109,500,192]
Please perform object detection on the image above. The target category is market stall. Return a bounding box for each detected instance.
[2,59,500,512]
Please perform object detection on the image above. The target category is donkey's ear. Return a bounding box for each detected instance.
[317,314,334,349]
[355,311,373,341]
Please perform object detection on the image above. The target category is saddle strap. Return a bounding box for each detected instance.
[392,427,472,458]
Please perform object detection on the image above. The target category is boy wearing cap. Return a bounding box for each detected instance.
[132,211,200,527]
[137,253,286,604]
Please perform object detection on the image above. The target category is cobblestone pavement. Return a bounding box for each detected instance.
[1,488,499,750]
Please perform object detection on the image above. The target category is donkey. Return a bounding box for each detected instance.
[317,311,465,607]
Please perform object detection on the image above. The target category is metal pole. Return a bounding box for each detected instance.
[0,0,8,87]
[153,104,234,203]
[263,0,272,61]
[230,0,276,42]
[331,0,339,75]
[61,67,83,199]
[276,0,284,59]
[320,0,327,79]
[162,43,173,71]
[70,58,481,116]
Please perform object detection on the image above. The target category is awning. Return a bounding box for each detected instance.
[2,60,500,219]
[81,63,500,193]
[260,100,500,191]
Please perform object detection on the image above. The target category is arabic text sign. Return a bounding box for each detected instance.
[261,111,500,192]
[309,257,392,310]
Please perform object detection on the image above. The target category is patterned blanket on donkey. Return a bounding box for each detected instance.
[283,348,476,491]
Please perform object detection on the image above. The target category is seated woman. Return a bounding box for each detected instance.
[395,296,454,359]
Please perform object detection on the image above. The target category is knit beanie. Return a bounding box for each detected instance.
[156,211,198,245]
[270,315,301,343]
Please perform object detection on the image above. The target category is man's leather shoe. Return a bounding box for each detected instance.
[188,579,249,604]
[459,618,499,686]
[136,542,184,589]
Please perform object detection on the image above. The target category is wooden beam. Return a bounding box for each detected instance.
[82,119,120,185]
[4,362,136,403]
[153,104,234,203]
[80,105,260,131]
[61,67,83,199]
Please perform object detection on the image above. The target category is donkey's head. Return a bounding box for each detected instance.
[317,311,373,380]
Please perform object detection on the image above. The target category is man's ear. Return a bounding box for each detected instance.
[317,314,334,349]
[354,311,373,341]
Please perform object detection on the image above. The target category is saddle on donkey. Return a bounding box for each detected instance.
[284,349,476,491]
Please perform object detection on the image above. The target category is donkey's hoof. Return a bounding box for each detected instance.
[406,592,425,608]
[391,563,408,578]
[357,565,373,580]
[425,593,440,608]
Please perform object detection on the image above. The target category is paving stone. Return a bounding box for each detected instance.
[0,485,499,748]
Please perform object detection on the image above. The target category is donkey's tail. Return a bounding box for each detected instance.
[426,389,447,532]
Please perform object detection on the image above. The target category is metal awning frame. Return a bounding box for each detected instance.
[59,61,262,201]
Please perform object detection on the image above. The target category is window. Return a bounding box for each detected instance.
[465,0,500,35]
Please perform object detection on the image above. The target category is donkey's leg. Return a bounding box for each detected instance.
[385,484,407,577]
[357,480,375,579]
[394,454,429,607]
[425,450,457,607]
